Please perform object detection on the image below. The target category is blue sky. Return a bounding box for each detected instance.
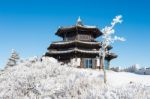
[0,0,150,68]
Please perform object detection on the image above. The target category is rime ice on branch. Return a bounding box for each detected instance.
[101,15,125,47]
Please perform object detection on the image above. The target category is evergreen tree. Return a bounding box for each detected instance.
[6,49,20,67]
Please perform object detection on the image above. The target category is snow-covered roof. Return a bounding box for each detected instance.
[56,17,102,37]
[48,48,100,54]
[52,40,101,45]
[84,25,97,28]
[59,24,97,30]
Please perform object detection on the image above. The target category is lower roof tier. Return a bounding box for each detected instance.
[45,48,117,60]
[46,50,99,59]
[105,53,118,60]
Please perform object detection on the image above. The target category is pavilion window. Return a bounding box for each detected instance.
[85,58,92,68]
[79,34,91,41]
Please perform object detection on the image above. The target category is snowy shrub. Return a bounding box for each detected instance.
[68,58,80,68]
[110,67,121,72]
[0,57,150,99]
[27,56,39,63]
[20,59,24,63]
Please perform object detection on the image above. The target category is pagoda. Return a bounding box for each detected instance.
[45,17,117,69]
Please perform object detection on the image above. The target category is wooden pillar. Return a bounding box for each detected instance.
[95,59,97,69]
[80,58,84,68]
[91,58,96,69]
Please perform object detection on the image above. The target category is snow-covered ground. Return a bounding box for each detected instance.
[0,57,150,99]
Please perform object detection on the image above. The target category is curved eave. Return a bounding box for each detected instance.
[107,45,113,50]
[47,48,99,54]
[56,25,102,38]
[46,48,99,58]
[48,41,101,49]
[105,53,118,60]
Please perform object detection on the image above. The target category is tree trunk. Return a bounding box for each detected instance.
[108,60,110,70]
[102,55,107,83]
[100,56,103,69]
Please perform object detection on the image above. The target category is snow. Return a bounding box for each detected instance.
[0,57,150,99]
[48,48,99,54]
[105,71,150,87]
[59,25,97,30]
[101,15,125,47]
[52,40,100,45]
[84,25,97,28]
[69,58,81,67]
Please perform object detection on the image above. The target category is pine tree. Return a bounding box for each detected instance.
[6,49,20,67]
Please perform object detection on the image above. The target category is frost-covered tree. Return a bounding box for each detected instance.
[100,15,125,83]
[6,49,20,67]
[124,64,140,73]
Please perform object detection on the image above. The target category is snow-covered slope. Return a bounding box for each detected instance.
[0,57,150,99]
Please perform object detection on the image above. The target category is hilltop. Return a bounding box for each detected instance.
[0,57,150,99]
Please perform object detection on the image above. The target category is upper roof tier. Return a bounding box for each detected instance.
[55,17,103,38]
[48,40,101,50]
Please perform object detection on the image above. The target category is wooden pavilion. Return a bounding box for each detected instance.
[45,17,117,69]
